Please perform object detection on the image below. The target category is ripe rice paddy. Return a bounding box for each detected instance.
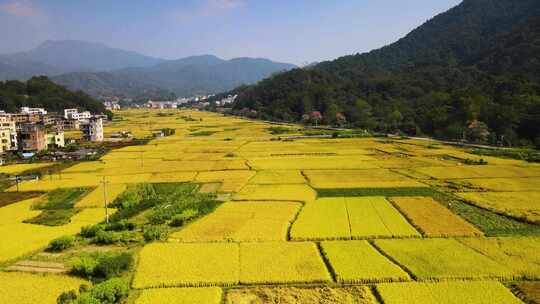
[1,109,538,303]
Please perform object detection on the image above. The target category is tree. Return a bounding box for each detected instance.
[336,113,347,127]
[351,99,374,129]
[466,120,490,143]
[324,103,339,125]
[309,111,322,126]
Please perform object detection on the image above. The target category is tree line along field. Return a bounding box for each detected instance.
[0,109,539,303]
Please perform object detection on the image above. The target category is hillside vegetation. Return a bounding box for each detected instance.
[0,76,107,114]
[231,0,540,147]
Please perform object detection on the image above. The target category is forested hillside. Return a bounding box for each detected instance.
[0,76,107,114]
[231,0,540,147]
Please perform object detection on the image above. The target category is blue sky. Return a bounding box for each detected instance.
[0,0,462,64]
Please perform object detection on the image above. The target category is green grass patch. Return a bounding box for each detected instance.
[189,130,219,137]
[0,191,44,208]
[470,147,540,163]
[317,187,540,236]
[24,188,89,226]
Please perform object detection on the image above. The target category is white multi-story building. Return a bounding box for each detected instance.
[64,108,92,121]
[81,117,103,142]
[20,107,47,115]
[0,116,17,152]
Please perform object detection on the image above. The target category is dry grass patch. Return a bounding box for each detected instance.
[170,201,301,242]
[135,288,222,304]
[239,242,331,284]
[321,241,410,283]
[374,238,515,280]
[225,286,377,304]
[390,197,483,237]
[133,242,239,288]
[376,281,522,304]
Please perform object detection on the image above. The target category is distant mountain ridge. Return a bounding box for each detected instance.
[0,41,296,99]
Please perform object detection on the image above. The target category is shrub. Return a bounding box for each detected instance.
[47,235,76,252]
[94,231,120,245]
[105,220,136,232]
[170,209,199,227]
[88,278,129,304]
[70,256,99,278]
[143,226,169,242]
[57,290,77,304]
[93,253,133,280]
[80,224,105,238]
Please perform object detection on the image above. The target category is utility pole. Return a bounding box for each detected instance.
[101,176,109,224]
[15,176,20,192]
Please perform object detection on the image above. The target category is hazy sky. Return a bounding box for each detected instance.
[0,0,462,65]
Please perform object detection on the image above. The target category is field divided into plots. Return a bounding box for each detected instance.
[1,109,539,303]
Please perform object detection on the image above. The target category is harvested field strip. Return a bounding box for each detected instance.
[135,287,223,304]
[225,286,378,304]
[390,197,483,237]
[458,237,540,279]
[373,238,516,280]
[320,241,410,283]
[376,281,523,304]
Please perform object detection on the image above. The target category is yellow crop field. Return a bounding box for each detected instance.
[135,288,223,304]
[348,197,421,239]
[170,201,301,242]
[149,171,197,183]
[458,237,540,279]
[0,200,107,262]
[390,197,483,237]
[133,242,240,288]
[234,184,316,202]
[457,192,540,223]
[225,286,378,304]
[239,242,331,284]
[0,163,55,175]
[321,241,410,283]
[248,156,378,170]
[0,272,86,304]
[75,184,126,208]
[456,177,540,192]
[413,165,540,179]
[196,170,255,192]
[376,281,523,304]
[304,169,425,189]
[250,170,307,184]
[291,197,420,240]
[290,198,351,240]
[374,238,514,280]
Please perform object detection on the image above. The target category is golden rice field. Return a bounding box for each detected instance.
[133,242,240,288]
[373,238,515,280]
[390,196,483,237]
[321,241,410,283]
[290,197,420,240]
[170,201,301,242]
[0,272,86,304]
[457,192,540,223]
[458,237,540,279]
[1,109,539,303]
[239,242,331,284]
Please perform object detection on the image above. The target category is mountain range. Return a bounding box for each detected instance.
[0,40,296,99]
[229,0,540,147]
